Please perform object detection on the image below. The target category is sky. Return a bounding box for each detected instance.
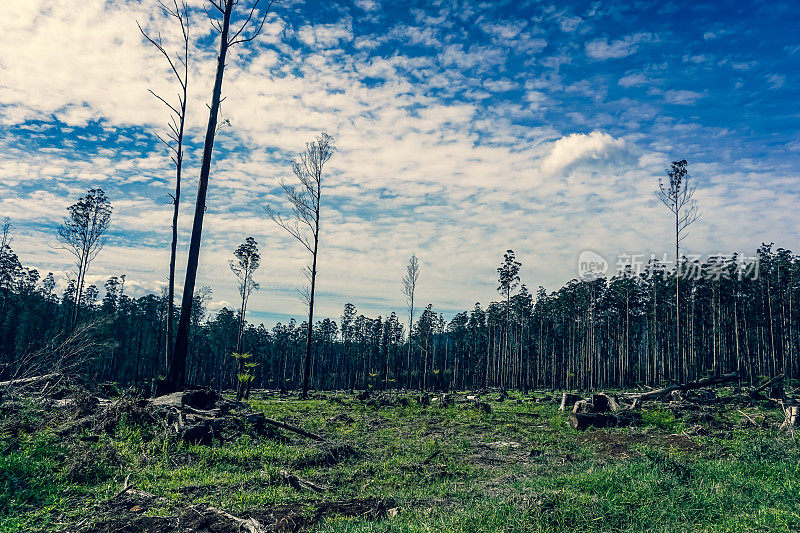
[1,0,798,326]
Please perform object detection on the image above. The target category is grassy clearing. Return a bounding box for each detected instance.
[1,390,799,532]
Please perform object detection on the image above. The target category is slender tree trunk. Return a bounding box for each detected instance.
[406,302,413,389]
[301,203,320,399]
[675,210,680,381]
[170,2,233,389]
[165,138,183,373]
[72,254,88,327]
[237,275,249,353]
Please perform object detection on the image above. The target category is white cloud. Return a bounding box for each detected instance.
[559,16,582,33]
[354,0,379,11]
[618,73,648,87]
[663,89,705,105]
[586,33,652,60]
[703,29,731,40]
[766,74,785,90]
[439,44,506,70]
[296,23,353,48]
[483,79,518,92]
[540,131,627,175]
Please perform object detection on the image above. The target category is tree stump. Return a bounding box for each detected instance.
[570,411,642,430]
[572,400,592,414]
[180,423,214,445]
[356,390,371,401]
[473,401,491,414]
[769,384,786,400]
[781,405,798,432]
[559,392,579,411]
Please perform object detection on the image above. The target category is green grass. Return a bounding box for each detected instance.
[2,390,799,532]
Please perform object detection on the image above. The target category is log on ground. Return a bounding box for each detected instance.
[570,411,642,430]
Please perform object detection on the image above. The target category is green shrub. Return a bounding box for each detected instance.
[642,409,677,430]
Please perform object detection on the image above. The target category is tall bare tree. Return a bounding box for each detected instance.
[170,0,276,389]
[267,132,336,399]
[656,159,700,374]
[56,189,113,327]
[139,0,190,373]
[230,236,261,352]
[401,254,420,390]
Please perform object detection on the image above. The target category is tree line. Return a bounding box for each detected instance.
[1,215,797,392]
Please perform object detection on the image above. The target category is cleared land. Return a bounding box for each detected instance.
[1,385,799,532]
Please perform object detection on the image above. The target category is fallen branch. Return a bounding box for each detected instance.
[624,372,739,404]
[280,469,329,492]
[204,507,267,533]
[116,479,267,532]
[753,374,784,394]
[0,373,60,389]
[737,409,758,427]
[253,414,323,441]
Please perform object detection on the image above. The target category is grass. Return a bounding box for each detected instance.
[1,389,799,532]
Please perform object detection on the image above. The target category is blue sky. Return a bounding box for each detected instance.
[1,0,798,326]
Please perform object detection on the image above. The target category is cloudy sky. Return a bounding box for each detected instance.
[1,0,798,325]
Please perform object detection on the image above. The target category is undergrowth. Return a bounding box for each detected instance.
[1,390,799,532]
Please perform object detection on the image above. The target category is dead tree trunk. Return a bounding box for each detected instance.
[625,371,738,404]
[138,2,190,376]
[753,373,784,394]
[170,1,234,389]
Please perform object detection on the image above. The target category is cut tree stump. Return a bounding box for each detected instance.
[769,384,786,400]
[780,404,798,432]
[559,393,579,411]
[572,400,592,414]
[179,423,215,445]
[472,401,491,414]
[355,390,371,401]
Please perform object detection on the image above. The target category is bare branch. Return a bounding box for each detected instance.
[137,22,183,83]
[266,206,314,253]
[228,0,277,47]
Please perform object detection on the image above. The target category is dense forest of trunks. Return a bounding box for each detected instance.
[1,241,798,392]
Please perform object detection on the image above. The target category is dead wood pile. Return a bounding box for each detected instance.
[557,372,800,431]
[2,375,323,445]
